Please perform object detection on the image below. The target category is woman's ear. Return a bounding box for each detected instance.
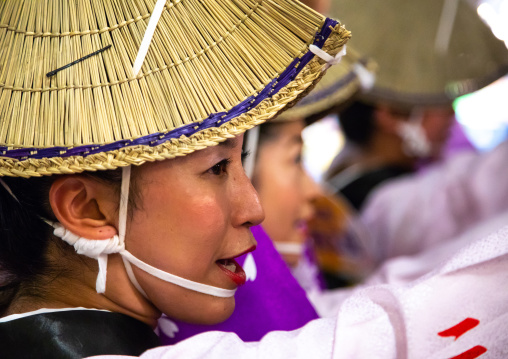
[49,176,118,240]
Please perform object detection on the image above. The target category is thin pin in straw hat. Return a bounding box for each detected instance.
[0,0,351,178]
[331,0,508,107]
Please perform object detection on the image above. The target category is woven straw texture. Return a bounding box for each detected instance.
[332,0,508,106]
[277,46,377,121]
[0,0,350,178]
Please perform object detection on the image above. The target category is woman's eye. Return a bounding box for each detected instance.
[208,159,231,176]
[294,154,302,165]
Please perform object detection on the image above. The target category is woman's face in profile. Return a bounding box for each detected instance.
[254,120,321,267]
[420,105,455,155]
[125,134,264,324]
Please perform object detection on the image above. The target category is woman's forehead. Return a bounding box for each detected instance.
[140,135,245,172]
[217,136,244,150]
[272,122,304,146]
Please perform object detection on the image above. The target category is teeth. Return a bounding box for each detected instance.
[222,260,237,272]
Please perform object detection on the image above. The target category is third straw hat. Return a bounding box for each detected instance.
[331,0,508,107]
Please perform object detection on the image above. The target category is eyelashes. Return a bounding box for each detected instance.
[208,158,231,176]
[241,150,251,162]
[208,150,250,176]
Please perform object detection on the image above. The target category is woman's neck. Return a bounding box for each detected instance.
[4,252,161,328]
[363,133,416,169]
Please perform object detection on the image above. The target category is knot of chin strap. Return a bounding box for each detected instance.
[53,223,125,294]
[309,44,347,71]
[53,223,125,256]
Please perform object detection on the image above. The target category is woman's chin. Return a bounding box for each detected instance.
[160,295,236,325]
[282,253,302,268]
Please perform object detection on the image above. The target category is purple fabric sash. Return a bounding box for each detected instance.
[158,225,319,343]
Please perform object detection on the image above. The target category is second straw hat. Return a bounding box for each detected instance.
[0,0,350,178]
[277,45,377,121]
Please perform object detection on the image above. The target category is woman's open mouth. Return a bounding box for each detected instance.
[217,258,246,286]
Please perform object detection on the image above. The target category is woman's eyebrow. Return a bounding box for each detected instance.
[218,138,240,149]
[291,134,303,145]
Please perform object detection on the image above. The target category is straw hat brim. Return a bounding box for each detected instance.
[0,1,350,178]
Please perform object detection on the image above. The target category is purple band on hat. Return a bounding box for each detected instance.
[158,225,319,343]
[0,18,338,160]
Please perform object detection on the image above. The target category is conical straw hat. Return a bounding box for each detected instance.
[0,0,350,178]
[332,0,508,107]
[276,45,377,121]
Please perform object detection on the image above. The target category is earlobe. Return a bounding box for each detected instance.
[49,176,118,240]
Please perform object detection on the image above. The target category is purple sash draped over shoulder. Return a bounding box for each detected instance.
[158,225,319,343]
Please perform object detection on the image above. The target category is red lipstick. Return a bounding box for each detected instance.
[217,245,256,286]
[217,258,246,286]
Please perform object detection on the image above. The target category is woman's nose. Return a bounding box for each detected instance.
[232,168,265,228]
[303,171,322,202]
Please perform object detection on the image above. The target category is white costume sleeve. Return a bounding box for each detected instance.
[89,224,508,359]
[360,140,508,265]
[308,209,508,318]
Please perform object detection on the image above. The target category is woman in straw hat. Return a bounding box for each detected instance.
[323,0,508,274]
[248,47,377,289]
[155,29,375,343]
[238,0,377,292]
[158,77,351,346]
[154,0,374,344]
[0,0,350,357]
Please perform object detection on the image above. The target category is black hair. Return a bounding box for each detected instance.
[242,121,288,189]
[0,169,139,315]
[337,100,376,147]
[242,121,288,165]
[258,121,286,147]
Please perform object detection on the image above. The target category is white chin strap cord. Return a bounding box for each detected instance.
[0,171,235,298]
[52,166,236,298]
[396,108,432,158]
[273,242,305,256]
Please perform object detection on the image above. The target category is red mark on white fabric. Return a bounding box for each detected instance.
[449,345,487,359]
[438,318,480,340]
[438,318,487,359]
